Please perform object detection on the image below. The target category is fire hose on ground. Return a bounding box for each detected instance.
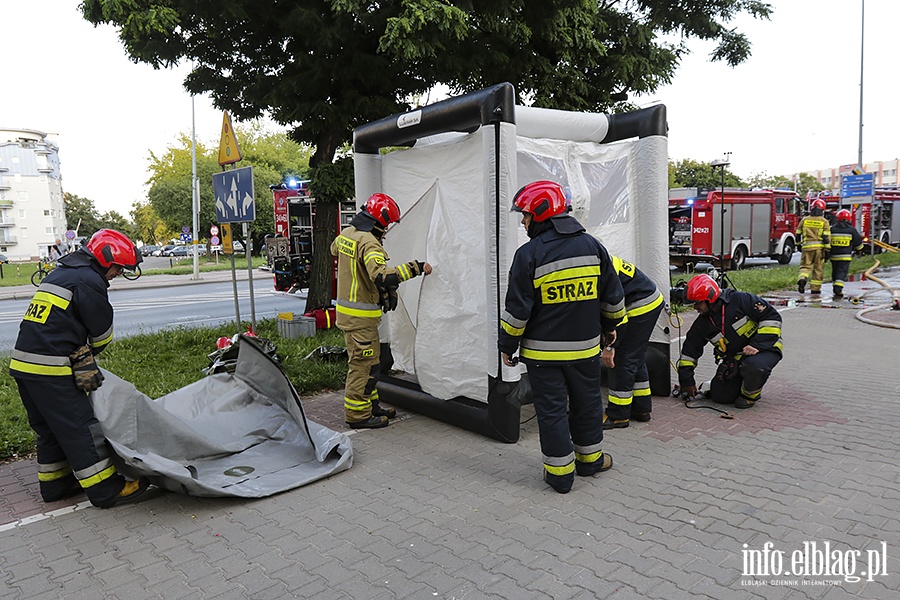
[852,260,900,329]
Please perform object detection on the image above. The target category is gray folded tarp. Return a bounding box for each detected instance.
[90,336,353,497]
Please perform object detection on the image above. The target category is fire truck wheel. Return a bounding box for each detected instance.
[777,240,795,265]
[730,245,747,270]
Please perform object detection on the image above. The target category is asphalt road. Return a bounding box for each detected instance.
[0,272,308,349]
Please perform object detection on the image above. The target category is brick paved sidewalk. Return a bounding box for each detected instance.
[1,284,898,599]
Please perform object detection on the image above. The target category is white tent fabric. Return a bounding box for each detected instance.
[380,129,515,400]
[358,100,668,403]
[90,338,353,498]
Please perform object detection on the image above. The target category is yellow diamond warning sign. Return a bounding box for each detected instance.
[218,111,243,166]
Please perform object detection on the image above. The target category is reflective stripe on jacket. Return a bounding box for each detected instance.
[796,216,831,250]
[677,288,783,388]
[499,219,625,364]
[830,221,864,261]
[611,255,664,326]
[9,250,113,380]
[330,225,422,330]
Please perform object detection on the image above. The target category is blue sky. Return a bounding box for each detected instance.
[5,1,897,215]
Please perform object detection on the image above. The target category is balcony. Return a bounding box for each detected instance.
[0,235,17,245]
[0,218,14,227]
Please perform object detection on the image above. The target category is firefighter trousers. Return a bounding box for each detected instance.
[527,357,605,490]
[709,351,782,404]
[831,259,851,295]
[605,302,663,421]
[15,376,126,506]
[798,248,825,292]
[341,325,382,423]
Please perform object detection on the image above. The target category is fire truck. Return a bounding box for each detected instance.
[669,188,801,269]
[808,188,900,251]
[269,180,356,292]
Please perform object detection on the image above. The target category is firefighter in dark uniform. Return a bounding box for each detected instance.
[331,193,431,429]
[829,209,864,300]
[499,181,625,494]
[602,256,665,429]
[9,229,151,508]
[677,274,783,409]
[796,198,831,295]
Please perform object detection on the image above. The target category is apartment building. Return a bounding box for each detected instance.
[0,128,68,261]
[794,159,899,192]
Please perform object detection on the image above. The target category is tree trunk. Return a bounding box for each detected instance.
[303,130,344,313]
[305,200,339,312]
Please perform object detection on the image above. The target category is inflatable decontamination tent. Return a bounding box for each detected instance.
[352,83,669,443]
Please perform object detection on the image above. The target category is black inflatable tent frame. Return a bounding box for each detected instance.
[353,82,668,443]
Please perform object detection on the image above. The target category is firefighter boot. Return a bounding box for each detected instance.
[575,453,614,477]
[371,400,397,419]
[797,278,807,293]
[98,477,152,509]
[602,414,629,430]
[347,415,389,429]
[543,470,574,494]
[631,412,652,422]
[734,395,757,409]
[833,284,844,301]
[41,474,83,503]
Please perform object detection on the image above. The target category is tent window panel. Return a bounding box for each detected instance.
[580,157,630,228]
[517,152,568,191]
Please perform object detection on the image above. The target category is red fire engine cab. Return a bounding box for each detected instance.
[669,188,801,269]
[269,180,356,293]
[808,188,900,251]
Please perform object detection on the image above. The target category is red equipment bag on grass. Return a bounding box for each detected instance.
[304,307,337,329]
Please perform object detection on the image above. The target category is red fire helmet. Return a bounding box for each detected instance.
[686,274,721,303]
[511,180,567,222]
[365,193,401,227]
[85,229,140,269]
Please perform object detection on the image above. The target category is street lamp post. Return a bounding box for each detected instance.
[711,155,731,284]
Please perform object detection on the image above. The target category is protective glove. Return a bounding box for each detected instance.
[824,249,831,260]
[404,261,424,277]
[379,285,399,313]
[70,345,104,392]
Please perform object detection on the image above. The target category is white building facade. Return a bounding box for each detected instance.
[0,128,68,261]
[794,159,899,192]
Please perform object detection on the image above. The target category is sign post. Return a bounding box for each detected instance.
[213,165,257,332]
[840,172,875,253]
[840,173,874,207]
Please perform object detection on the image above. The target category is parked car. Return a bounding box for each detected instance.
[140,245,160,257]
[167,245,207,258]
[0,254,8,264]
[154,245,177,257]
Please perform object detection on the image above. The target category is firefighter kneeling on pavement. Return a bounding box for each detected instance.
[331,193,432,429]
[9,229,152,508]
[677,274,783,409]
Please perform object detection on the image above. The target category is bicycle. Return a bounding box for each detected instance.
[31,260,56,287]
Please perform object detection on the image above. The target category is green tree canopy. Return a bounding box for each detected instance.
[64,193,132,240]
[144,125,312,251]
[670,159,746,190]
[82,0,772,308]
[131,201,175,247]
[746,171,824,200]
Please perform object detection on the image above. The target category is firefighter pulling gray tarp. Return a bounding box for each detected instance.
[90,335,353,498]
